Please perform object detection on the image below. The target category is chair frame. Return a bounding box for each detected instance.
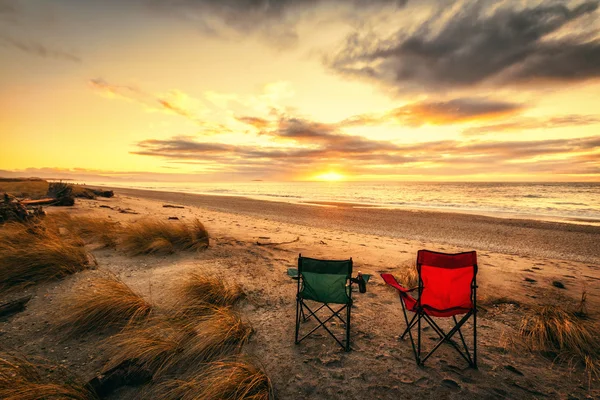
[395,250,478,368]
[294,254,353,352]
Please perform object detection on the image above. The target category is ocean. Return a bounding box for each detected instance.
[87,181,600,223]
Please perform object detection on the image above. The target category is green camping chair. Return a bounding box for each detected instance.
[294,254,353,351]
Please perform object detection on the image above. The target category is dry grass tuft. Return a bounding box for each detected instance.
[0,179,48,199]
[57,275,152,336]
[103,317,190,377]
[152,359,272,400]
[179,273,243,309]
[0,221,91,290]
[396,261,419,289]
[121,219,209,255]
[180,307,253,364]
[520,305,600,378]
[0,353,96,400]
[104,307,251,378]
[47,213,122,248]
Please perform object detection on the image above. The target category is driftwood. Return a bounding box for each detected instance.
[20,198,56,206]
[0,295,32,318]
[47,182,75,206]
[256,237,300,246]
[163,204,185,209]
[87,360,152,398]
[92,189,114,198]
[1,194,45,224]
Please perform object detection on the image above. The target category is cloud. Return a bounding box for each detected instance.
[464,114,600,135]
[132,109,600,178]
[327,1,600,91]
[89,78,228,133]
[0,34,81,63]
[146,0,408,47]
[342,98,524,127]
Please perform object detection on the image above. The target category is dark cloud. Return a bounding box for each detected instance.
[0,34,81,63]
[146,0,407,46]
[464,114,600,135]
[328,1,600,90]
[343,98,524,127]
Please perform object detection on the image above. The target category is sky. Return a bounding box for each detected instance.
[1,0,600,182]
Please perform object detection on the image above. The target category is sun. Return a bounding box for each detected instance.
[314,171,345,181]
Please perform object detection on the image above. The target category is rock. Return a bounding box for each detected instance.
[442,379,460,390]
[504,365,524,376]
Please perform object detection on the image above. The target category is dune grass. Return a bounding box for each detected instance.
[47,213,122,248]
[179,273,243,309]
[104,306,252,378]
[0,353,96,400]
[0,221,91,290]
[151,359,272,400]
[519,305,600,379]
[395,261,419,289]
[103,317,190,377]
[0,179,49,199]
[121,219,209,255]
[56,275,152,336]
[180,307,253,364]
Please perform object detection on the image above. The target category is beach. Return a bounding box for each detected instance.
[1,187,599,398]
[113,187,600,264]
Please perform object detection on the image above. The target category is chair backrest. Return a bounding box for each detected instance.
[298,255,352,304]
[417,250,477,312]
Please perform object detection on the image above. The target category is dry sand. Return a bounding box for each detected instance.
[1,188,599,399]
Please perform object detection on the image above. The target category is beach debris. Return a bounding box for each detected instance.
[93,189,114,198]
[168,216,179,220]
[163,204,185,208]
[552,280,566,289]
[118,208,139,214]
[46,181,75,206]
[256,236,300,246]
[0,194,45,224]
[75,188,114,199]
[0,295,32,318]
[87,359,152,398]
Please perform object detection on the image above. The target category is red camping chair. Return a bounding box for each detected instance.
[381,250,478,368]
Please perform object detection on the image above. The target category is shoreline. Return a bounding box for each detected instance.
[98,186,600,264]
[84,183,600,227]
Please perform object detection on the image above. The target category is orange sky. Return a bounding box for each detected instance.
[1,0,600,182]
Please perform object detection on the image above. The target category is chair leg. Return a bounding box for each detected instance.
[473,309,477,369]
[345,302,351,352]
[295,298,301,344]
[420,312,473,366]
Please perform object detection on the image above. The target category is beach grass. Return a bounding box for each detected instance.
[178,273,243,309]
[179,306,253,364]
[519,305,600,378]
[0,353,96,400]
[151,359,272,400]
[47,213,122,248]
[0,221,91,290]
[103,317,189,377]
[56,275,152,336]
[396,262,419,289]
[0,179,49,199]
[122,219,209,255]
